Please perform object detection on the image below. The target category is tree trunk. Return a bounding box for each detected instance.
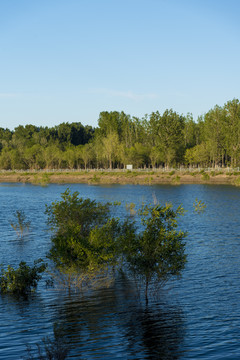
[145,279,149,305]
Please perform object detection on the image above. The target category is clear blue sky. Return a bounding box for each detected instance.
[1,0,240,130]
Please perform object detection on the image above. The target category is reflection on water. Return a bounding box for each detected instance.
[53,277,185,359]
[1,183,240,359]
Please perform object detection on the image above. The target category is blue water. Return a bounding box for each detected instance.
[0,183,240,359]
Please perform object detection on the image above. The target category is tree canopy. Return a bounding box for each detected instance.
[46,189,187,301]
[1,99,240,169]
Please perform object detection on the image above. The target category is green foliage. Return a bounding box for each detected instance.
[172,175,180,184]
[46,190,188,299]
[10,210,31,238]
[45,189,124,279]
[193,198,207,213]
[201,172,210,181]
[121,203,187,302]
[233,176,240,186]
[125,202,137,216]
[90,174,100,183]
[0,259,46,296]
[1,99,240,170]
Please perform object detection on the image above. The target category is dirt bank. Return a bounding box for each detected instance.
[0,170,239,186]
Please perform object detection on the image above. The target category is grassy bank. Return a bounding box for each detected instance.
[0,169,240,185]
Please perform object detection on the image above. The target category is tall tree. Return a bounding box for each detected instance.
[102,132,120,169]
[224,99,240,166]
[149,110,185,167]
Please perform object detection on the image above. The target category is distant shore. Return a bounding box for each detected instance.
[0,170,239,186]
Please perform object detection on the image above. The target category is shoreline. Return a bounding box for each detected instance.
[0,170,239,186]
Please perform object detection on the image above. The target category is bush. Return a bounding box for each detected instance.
[45,189,125,283]
[0,259,47,296]
[10,210,31,238]
[121,203,187,302]
[201,172,210,181]
[172,175,180,183]
[233,176,240,186]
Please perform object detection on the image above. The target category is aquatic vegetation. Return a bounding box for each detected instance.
[193,198,207,213]
[125,202,137,216]
[46,189,187,302]
[10,209,31,238]
[0,259,47,296]
[121,203,187,303]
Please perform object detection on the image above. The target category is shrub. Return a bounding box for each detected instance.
[233,176,240,186]
[121,203,187,303]
[45,189,125,282]
[193,198,207,213]
[201,172,210,181]
[0,259,47,296]
[125,202,136,216]
[10,210,31,238]
[172,175,180,183]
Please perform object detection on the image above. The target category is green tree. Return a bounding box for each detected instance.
[0,259,46,296]
[97,111,122,137]
[45,189,124,287]
[129,143,150,168]
[185,143,209,167]
[0,128,12,152]
[80,143,94,169]
[102,131,120,169]
[203,105,226,167]
[64,145,76,169]
[224,99,240,166]
[183,113,197,149]
[121,203,187,303]
[0,147,12,169]
[149,110,185,167]
[92,135,104,169]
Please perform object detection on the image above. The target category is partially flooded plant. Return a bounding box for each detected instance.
[121,202,187,304]
[10,210,31,238]
[125,202,136,216]
[0,259,47,296]
[193,198,206,214]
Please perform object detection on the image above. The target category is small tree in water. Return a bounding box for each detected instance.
[121,203,187,303]
[45,189,124,289]
[0,259,46,296]
[10,210,31,238]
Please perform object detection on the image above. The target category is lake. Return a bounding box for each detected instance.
[0,183,240,359]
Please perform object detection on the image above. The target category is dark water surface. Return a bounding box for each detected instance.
[0,183,240,359]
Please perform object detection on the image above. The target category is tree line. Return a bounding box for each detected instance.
[1,98,240,170]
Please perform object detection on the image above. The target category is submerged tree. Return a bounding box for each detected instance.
[45,189,124,289]
[10,210,31,238]
[0,259,46,296]
[121,203,187,303]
